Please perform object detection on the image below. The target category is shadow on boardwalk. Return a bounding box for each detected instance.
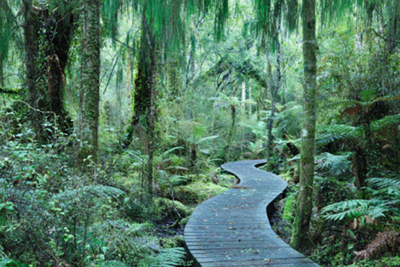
[184,159,320,267]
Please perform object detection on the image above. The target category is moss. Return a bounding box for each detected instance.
[154,198,193,220]
[282,194,295,222]
[176,181,229,204]
[160,235,185,249]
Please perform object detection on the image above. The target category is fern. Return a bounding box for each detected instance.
[322,198,399,221]
[368,177,400,198]
[99,261,128,267]
[88,220,154,258]
[370,114,400,132]
[316,152,351,169]
[150,247,186,267]
[316,124,360,147]
[53,185,125,201]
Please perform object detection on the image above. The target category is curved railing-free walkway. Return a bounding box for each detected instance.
[184,160,319,267]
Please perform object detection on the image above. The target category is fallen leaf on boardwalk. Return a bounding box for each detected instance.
[231,186,250,189]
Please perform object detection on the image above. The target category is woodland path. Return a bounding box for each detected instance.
[184,159,320,267]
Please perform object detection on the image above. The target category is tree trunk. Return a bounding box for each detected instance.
[147,29,156,195]
[386,1,400,54]
[76,0,100,168]
[22,2,75,140]
[290,0,317,251]
[225,105,236,160]
[0,55,3,88]
[353,147,367,192]
[23,0,43,141]
[46,8,76,133]
[122,14,155,150]
[266,16,282,169]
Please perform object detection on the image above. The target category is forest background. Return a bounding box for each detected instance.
[0,0,399,266]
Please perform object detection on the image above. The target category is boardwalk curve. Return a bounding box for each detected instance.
[184,160,319,267]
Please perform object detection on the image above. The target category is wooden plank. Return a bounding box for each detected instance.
[184,160,320,267]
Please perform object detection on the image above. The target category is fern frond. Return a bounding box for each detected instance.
[89,220,154,255]
[371,114,400,132]
[53,185,125,201]
[316,152,352,169]
[322,199,392,221]
[368,177,400,190]
[160,147,184,158]
[317,124,358,135]
[368,177,400,198]
[151,247,186,267]
[316,124,361,147]
[99,260,128,267]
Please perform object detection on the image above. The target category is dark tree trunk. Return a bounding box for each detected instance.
[353,148,367,192]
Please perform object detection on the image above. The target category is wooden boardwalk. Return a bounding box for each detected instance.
[184,160,319,267]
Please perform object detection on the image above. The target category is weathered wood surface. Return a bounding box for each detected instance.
[184,160,319,267]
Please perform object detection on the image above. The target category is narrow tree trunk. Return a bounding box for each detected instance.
[291,0,317,251]
[76,0,100,168]
[267,56,273,99]
[225,105,236,160]
[0,54,3,93]
[147,59,156,195]
[266,17,282,168]
[0,54,4,106]
[249,86,252,114]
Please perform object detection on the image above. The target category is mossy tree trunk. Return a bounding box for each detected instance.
[76,0,100,167]
[22,2,75,140]
[122,13,155,150]
[23,1,43,141]
[386,0,400,54]
[225,104,236,160]
[266,12,282,170]
[45,7,76,133]
[0,54,3,88]
[290,0,317,251]
[147,39,156,195]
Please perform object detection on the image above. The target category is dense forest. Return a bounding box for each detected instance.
[0,0,399,266]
